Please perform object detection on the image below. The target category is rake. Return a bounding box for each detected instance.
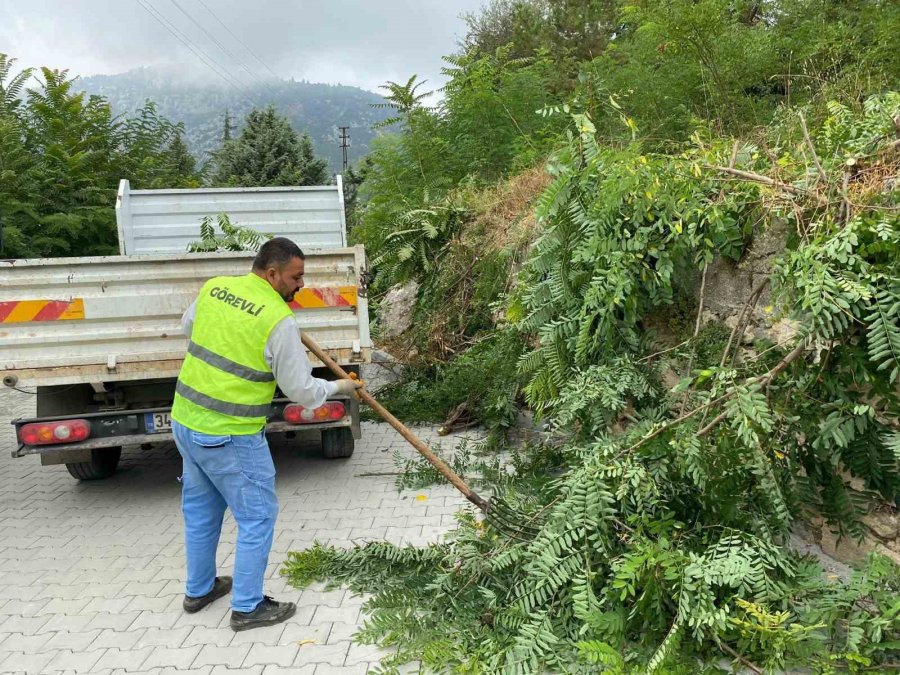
[301,333,542,540]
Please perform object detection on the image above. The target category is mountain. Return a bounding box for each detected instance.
[77,67,392,174]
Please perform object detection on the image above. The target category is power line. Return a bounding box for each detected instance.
[166,0,265,92]
[195,0,283,83]
[133,0,248,96]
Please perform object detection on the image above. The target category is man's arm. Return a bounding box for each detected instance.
[265,317,338,409]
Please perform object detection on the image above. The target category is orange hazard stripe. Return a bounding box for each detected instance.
[288,286,357,310]
[0,299,85,323]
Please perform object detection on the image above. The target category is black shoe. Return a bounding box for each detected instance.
[183,576,233,613]
[230,595,297,632]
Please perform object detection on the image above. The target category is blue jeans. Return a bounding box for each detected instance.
[172,420,279,613]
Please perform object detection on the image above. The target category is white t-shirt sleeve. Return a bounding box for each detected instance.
[181,300,197,338]
[264,316,338,408]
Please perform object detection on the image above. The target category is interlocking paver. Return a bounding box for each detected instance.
[291,639,350,667]
[0,613,52,635]
[0,649,57,673]
[36,612,96,634]
[0,630,53,653]
[183,626,234,648]
[346,641,391,665]
[130,609,181,631]
[228,622,285,647]
[0,382,474,674]
[133,626,193,649]
[83,596,136,615]
[261,665,316,675]
[45,647,105,672]
[89,626,147,651]
[158,668,213,675]
[209,666,262,675]
[192,643,251,668]
[93,646,153,671]
[141,644,203,669]
[312,604,361,625]
[43,629,103,651]
[84,611,142,632]
[242,642,299,667]
[327,622,360,643]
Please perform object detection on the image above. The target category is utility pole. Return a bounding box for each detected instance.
[338,126,350,172]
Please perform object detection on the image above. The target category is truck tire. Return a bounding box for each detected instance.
[66,448,122,480]
[321,428,354,459]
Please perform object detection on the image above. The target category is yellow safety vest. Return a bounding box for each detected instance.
[172,273,293,435]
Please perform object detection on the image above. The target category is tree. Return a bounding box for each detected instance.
[0,53,201,258]
[210,106,329,187]
[165,132,199,187]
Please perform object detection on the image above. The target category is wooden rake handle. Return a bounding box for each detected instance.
[300,332,489,512]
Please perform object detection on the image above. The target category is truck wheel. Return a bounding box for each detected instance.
[322,428,354,459]
[66,448,122,480]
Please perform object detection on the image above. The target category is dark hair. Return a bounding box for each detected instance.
[252,237,305,270]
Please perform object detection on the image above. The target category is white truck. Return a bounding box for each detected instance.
[1,180,371,480]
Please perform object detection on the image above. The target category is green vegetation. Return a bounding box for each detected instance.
[210,106,329,187]
[0,55,201,258]
[187,213,271,253]
[284,1,900,672]
[0,54,337,258]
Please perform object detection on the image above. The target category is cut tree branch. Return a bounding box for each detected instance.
[680,260,709,416]
[706,165,828,205]
[619,339,808,456]
[718,642,763,675]
[799,111,828,184]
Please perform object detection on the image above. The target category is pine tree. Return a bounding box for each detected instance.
[210,106,329,187]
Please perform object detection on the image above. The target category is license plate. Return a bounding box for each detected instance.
[145,412,172,433]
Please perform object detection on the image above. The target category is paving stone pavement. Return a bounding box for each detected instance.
[0,373,475,674]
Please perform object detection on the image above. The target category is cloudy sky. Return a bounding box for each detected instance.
[0,0,486,93]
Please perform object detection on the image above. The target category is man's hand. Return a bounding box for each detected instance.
[333,378,364,399]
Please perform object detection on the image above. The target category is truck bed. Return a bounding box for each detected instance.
[0,247,371,388]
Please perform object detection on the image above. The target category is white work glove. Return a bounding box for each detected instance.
[333,378,364,398]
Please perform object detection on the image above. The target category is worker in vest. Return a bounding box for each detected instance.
[171,237,362,632]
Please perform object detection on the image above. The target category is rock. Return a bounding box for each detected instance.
[371,348,397,363]
[875,544,900,566]
[765,318,801,345]
[379,281,419,339]
[818,526,873,566]
[790,524,852,582]
[660,367,681,391]
[706,258,755,318]
[862,508,900,540]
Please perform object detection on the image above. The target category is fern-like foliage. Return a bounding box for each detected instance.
[187,213,270,252]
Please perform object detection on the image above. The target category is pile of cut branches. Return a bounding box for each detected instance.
[285,94,900,673]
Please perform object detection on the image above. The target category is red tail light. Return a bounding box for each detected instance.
[283,402,346,425]
[19,419,91,446]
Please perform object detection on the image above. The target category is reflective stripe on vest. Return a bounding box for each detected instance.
[175,381,273,418]
[186,341,275,382]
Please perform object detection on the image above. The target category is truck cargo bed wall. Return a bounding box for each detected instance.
[0,248,371,388]
[116,179,347,255]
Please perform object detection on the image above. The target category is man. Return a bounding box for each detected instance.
[171,237,362,631]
